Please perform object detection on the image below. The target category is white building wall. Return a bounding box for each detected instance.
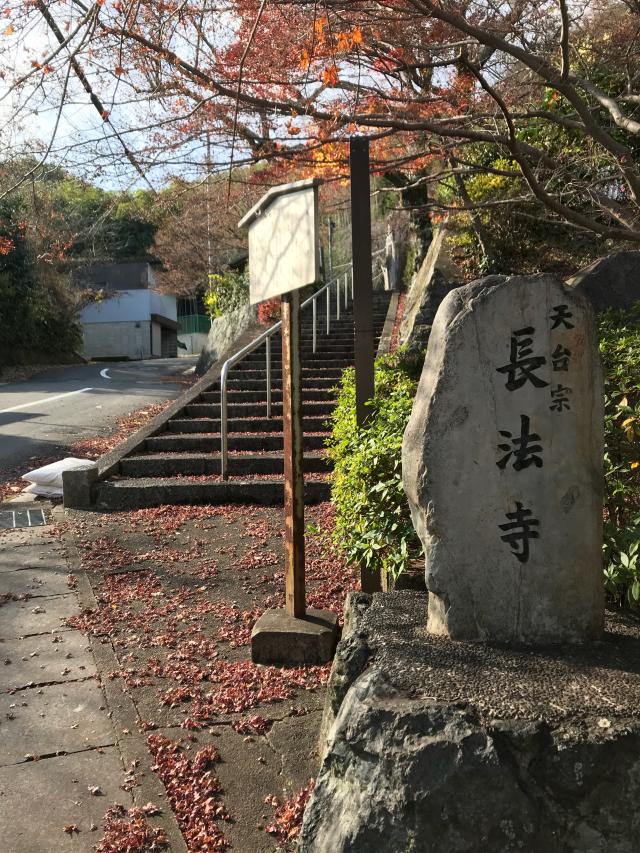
[149,290,177,321]
[80,290,152,324]
[151,322,162,357]
[83,322,151,360]
[177,332,208,356]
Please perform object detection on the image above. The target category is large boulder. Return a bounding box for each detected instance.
[300,592,640,853]
[567,250,640,312]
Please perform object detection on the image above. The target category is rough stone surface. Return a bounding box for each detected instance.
[196,302,258,374]
[399,225,462,354]
[403,274,604,644]
[567,250,640,312]
[250,607,338,665]
[300,591,640,853]
[317,592,372,760]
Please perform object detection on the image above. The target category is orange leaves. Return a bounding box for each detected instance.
[114,65,125,76]
[351,26,363,46]
[337,27,364,52]
[314,15,327,46]
[321,63,339,87]
[3,24,13,36]
[0,237,14,256]
[301,21,363,85]
[336,31,350,52]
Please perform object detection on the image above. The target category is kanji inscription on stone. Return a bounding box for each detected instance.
[403,274,604,644]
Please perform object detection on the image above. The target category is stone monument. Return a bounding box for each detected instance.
[300,274,638,852]
[403,274,604,644]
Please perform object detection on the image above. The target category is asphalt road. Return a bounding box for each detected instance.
[0,358,197,473]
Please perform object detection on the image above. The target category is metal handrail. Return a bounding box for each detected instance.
[220,268,353,479]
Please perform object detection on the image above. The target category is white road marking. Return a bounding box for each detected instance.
[0,387,94,415]
[100,368,111,379]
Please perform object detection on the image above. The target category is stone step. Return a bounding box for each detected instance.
[200,389,333,403]
[237,357,353,369]
[95,478,331,510]
[225,378,339,391]
[191,401,336,418]
[226,368,344,381]
[119,452,331,478]
[167,416,329,434]
[145,432,328,452]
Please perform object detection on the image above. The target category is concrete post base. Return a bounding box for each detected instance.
[251,608,339,666]
[62,465,99,510]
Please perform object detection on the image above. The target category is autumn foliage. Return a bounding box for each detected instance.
[1,2,640,243]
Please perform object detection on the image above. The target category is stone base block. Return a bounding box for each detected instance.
[251,608,338,666]
[301,591,640,853]
[62,465,98,509]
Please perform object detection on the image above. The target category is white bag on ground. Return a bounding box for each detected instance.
[21,458,97,496]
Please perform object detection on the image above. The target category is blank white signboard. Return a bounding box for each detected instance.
[244,184,319,305]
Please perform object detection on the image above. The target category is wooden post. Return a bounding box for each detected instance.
[281,290,306,618]
[350,136,375,427]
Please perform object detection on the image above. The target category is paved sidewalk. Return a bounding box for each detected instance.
[0,503,183,852]
[0,497,351,852]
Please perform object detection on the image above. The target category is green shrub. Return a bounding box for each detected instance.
[203,270,248,319]
[599,305,640,607]
[327,350,422,583]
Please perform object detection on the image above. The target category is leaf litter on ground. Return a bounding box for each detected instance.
[66,500,356,851]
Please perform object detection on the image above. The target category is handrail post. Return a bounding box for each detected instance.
[266,336,272,418]
[337,277,341,321]
[326,286,330,335]
[344,273,348,310]
[312,297,317,353]
[221,372,229,480]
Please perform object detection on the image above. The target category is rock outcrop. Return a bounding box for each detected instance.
[567,250,640,312]
[195,302,258,374]
[300,592,640,853]
[399,225,463,354]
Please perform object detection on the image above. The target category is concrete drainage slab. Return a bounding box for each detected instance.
[0,508,49,529]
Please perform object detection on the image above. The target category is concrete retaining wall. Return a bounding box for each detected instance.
[196,302,258,375]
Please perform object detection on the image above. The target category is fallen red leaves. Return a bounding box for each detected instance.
[265,780,315,847]
[231,714,272,735]
[66,500,354,851]
[148,734,230,851]
[95,804,168,852]
[389,292,406,352]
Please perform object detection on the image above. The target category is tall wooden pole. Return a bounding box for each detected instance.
[281,290,306,618]
[350,137,375,427]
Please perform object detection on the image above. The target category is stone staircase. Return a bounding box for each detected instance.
[92,291,393,509]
